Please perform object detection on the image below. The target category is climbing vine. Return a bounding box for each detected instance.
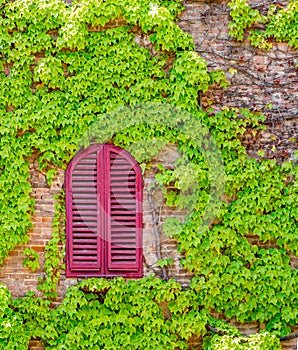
[228,0,298,49]
[38,191,65,298]
[0,0,296,349]
[23,248,40,272]
[0,278,283,349]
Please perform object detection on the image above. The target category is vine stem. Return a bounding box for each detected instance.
[148,184,168,281]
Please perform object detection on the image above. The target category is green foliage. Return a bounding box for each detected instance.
[38,191,65,298]
[44,277,190,349]
[34,57,65,90]
[11,292,52,345]
[0,0,296,349]
[23,248,40,272]
[0,279,285,349]
[203,332,281,350]
[156,258,174,268]
[0,278,208,349]
[0,284,31,349]
[257,0,298,48]
[228,0,263,41]
[229,0,298,49]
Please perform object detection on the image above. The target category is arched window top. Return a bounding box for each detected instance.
[67,144,142,179]
[65,144,143,278]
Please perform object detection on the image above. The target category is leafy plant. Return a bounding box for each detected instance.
[229,0,298,49]
[0,0,296,349]
[23,248,40,272]
[38,192,66,298]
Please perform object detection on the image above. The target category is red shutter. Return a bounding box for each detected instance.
[105,146,143,277]
[66,144,143,278]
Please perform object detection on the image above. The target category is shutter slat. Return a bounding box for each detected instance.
[111,193,136,198]
[71,188,97,193]
[73,226,96,233]
[73,170,97,175]
[110,169,135,173]
[110,188,136,193]
[72,237,97,241]
[111,242,136,245]
[73,245,98,249]
[72,200,97,204]
[72,205,97,210]
[72,220,97,224]
[73,236,97,240]
[73,250,98,254]
[111,234,136,238]
[72,256,98,261]
[72,194,97,199]
[110,202,136,205]
[110,227,136,232]
[111,257,136,261]
[111,241,136,245]
[72,222,97,226]
[110,210,136,215]
[110,175,136,179]
[72,211,98,216]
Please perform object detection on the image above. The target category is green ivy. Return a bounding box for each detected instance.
[0,0,296,349]
[229,0,298,49]
[0,278,283,349]
[23,248,40,272]
[203,332,281,350]
[228,0,264,41]
[38,191,65,298]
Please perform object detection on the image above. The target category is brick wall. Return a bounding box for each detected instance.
[2,143,296,349]
[0,146,192,299]
[178,1,298,348]
[1,1,297,349]
[0,155,63,299]
[179,0,298,163]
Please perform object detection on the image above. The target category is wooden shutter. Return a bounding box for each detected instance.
[66,144,143,278]
[105,146,143,277]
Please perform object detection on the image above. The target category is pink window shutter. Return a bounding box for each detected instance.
[65,144,143,278]
[105,146,143,278]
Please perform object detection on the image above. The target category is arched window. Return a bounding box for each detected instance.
[65,144,143,278]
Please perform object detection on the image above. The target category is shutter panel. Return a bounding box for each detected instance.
[106,146,143,277]
[66,148,102,276]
